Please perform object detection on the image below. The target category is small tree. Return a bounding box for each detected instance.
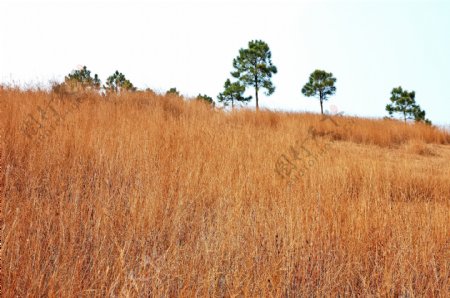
[143,88,157,96]
[64,66,101,91]
[231,40,277,110]
[217,79,251,109]
[411,105,431,124]
[301,70,336,115]
[196,94,215,106]
[166,88,180,96]
[105,70,136,93]
[385,86,431,124]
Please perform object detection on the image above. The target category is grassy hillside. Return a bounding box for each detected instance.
[1,89,450,296]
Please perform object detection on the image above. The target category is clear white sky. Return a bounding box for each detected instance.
[1,0,449,124]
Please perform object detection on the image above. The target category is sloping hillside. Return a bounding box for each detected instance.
[2,89,450,296]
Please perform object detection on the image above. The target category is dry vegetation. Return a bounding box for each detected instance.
[1,88,450,297]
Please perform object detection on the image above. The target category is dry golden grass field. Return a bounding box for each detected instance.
[1,88,450,297]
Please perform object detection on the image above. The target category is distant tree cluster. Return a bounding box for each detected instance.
[65,66,101,91]
[216,40,431,124]
[218,40,338,115]
[56,40,432,124]
[56,66,135,95]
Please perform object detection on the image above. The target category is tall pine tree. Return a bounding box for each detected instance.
[231,40,277,110]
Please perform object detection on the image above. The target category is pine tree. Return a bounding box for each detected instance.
[386,86,431,124]
[166,88,180,96]
[217,79,251,109]
[231,40,277,110]
[105,70,136,93]
[65,66,101,91]
[301,70,337,115]
[196,94,215,106]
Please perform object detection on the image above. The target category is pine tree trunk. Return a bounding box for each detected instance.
[255,75,259,111]
[319,90,324,115]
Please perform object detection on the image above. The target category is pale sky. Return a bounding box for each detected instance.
[1,0,449,124]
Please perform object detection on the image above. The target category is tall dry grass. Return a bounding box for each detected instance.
[1,88,450,296]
